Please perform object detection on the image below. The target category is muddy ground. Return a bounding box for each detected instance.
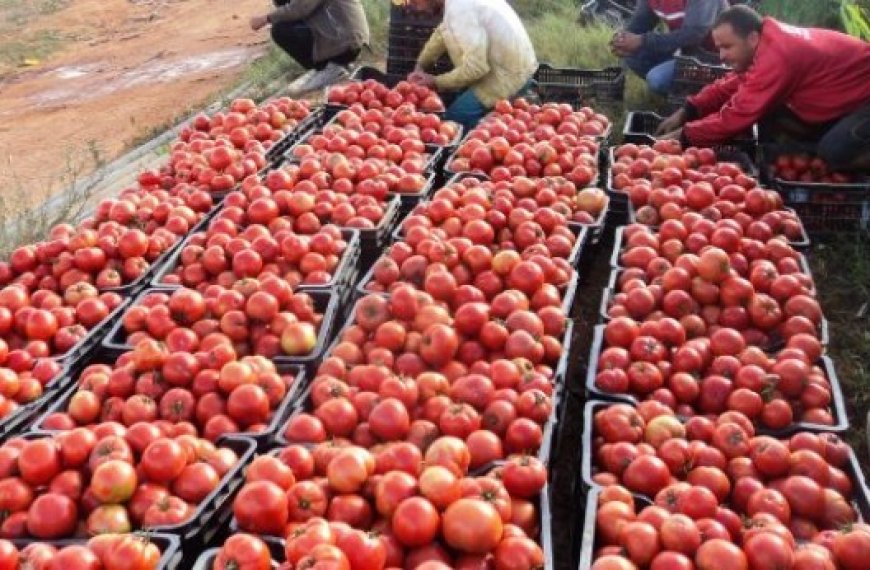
[0,0,271,210]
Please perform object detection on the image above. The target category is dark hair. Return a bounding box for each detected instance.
[714,5,764,37]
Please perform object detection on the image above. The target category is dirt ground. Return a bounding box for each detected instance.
[0,0,271,209]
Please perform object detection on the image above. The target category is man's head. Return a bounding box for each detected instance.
[712,5,764,72]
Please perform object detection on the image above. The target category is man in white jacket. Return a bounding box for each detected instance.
[407,0,538,131]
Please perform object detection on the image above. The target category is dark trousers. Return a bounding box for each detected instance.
[761,103,870,170]
[270,21,360,70]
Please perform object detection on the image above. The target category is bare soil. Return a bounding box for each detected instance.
[0,0,270,209]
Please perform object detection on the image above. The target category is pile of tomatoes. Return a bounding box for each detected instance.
[586,403,868,570]
[116,286,328,359]
[768,152,856,184]
[327,80,445,113]
[329,106,462,148]
[597,220,834,430]
[231,441,547,569]
[610,142,806,240]
[0,429,245,539]
[156,223,355,291]
[159,97,314,194]
[0,282,124,422]
[447,100,606,186]
[0,534,168,569]
[39,337,308,441]
[396,174,607,244]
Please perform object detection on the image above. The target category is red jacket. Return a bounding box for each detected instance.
[649,0,687,31]
[684,17,870,146]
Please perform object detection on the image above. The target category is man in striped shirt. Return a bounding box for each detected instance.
[611,0,728,95]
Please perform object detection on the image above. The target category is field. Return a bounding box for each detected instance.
[0,1,868,568]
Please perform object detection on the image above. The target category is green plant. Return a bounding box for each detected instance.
[0,141,105,258]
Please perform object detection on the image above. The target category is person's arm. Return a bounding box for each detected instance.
[268,0,325,23]
[684,72,742,118]
[431,15,490,92]
[626,0,658,34]
[683,53,794,146]
[416,25,447,72]
[640,0,722,57]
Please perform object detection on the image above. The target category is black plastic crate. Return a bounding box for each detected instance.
[100,287,340,373]
[623,110,758,156]
[9,433,255,553]
[389,0,443,25]
[392,214,588,269]
[32,357,307,450]
[275,312,574,468]
[670,52,731,97]
[52,297,131,366]
[355,251,582,319]
[534,63,625,109]
[761,144,870,233]
[584,324,849,435]
[149,227,362,300]
[576,447,870,570]
[10,534,183,570]
[223,466,556,570]
[608,225,815,274]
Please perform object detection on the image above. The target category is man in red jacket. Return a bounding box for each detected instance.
[657,5,870,170]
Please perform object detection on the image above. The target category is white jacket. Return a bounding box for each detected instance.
[416,0,537,107]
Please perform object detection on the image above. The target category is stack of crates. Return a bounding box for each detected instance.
[387,1,451,78]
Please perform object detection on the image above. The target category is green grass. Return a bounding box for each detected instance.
[0,29,70,75]
[808,238,870,465]
[757,0,844,28]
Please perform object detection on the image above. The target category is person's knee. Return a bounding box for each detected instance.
[817,135,858,171]
[445,91,487,132]
[645,62,675,95]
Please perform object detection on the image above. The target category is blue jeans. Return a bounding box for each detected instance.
[444,80,535,133]
[624,50,676,96]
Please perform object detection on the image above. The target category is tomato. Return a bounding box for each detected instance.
[335,529,387,570]
[87,504,132,535]
[26,492,78,538]
[214,534,272,570]
[392,497,440,547]
[297,544,350,570]
[442,498,503,554]
[744,531,794,570]
[142,495,191,527]
[18,438,61,486]
[418,465,461,510]
[101,534,161,570]
[234,480,288,535]
[0,539,16,569]
[49,545,101,570]
[90,459,138,504]
[659,514,701,555]
[286,480,327,522]
[172,462,220,503]
[695,539,748,570]
[493,536,544,570]
[833,526,870,570]
[501,455,546,499]
[285,518,335,565]
[590,554,639,570]
[141,438,187,483]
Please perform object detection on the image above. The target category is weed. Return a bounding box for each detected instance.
[0,141,104,257]
[808,237,870,465]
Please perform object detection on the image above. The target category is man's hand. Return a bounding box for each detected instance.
[611,31,643,56]
[250,15,269,31]
[655,108,688,136]
[409,70,436,89]
[658,128,683,141]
